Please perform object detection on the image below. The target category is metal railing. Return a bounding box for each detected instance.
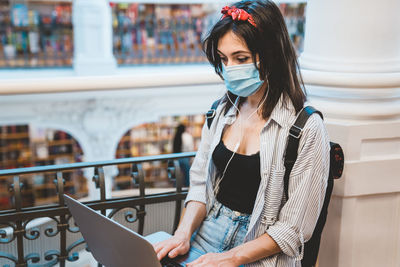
[0,152,196,267]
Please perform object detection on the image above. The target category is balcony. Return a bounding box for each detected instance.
[0,152,195,266]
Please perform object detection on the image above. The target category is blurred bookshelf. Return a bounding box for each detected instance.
[114,113,204,190]
[0,1,305,69]
[0,125,87,210]
[111,1,306,65]
[0,0,73,68]
[111,3,207,65]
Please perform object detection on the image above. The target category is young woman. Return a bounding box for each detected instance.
[154,1,330,266]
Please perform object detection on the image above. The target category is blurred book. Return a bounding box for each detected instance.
[35,143,48,160]
[11,4,28,27]
[29,126,46,142]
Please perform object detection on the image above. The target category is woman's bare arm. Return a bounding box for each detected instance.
[186,233,281,266]
[175,201,206,238]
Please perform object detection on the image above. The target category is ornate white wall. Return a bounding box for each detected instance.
[0,65,224,198]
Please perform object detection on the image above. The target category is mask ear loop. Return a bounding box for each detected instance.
[213,80,269,196]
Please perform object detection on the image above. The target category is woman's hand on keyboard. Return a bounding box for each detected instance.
[153,231,190,260]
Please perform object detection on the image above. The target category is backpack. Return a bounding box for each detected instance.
[206,100,344,267]
[284,106,344,267]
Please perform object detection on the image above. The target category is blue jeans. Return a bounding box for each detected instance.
[189,200,251,262]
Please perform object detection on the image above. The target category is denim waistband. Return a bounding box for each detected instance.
[210,200,251,222]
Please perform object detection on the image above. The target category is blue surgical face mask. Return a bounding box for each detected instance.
[221,62,264,97]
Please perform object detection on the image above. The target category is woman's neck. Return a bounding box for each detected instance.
[246,82,268,109]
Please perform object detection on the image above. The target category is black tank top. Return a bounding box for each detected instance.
[212,139,261,214]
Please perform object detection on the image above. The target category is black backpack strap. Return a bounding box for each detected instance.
[206,98,222,129]
[284,106,323,200]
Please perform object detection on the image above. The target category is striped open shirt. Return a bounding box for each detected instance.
[184,95,330,267]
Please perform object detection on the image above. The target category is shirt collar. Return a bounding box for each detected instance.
[269,94,297,128]
[224,104,237,118]
[223,94,297,128]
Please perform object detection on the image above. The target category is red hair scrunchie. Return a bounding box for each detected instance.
[221,6,257,27]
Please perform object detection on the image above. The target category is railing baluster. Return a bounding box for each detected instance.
[167,160,184,232]
[93,166,106,204]
[93,166,106,267]
[55,171,68,267]
[11,176,26,267]
[131,163,146,235]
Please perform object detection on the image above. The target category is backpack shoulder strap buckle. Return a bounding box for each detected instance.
[206,98,223,129]
[206,109,216,119]
[289,124,303,139]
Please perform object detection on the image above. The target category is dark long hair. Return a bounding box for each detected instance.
[202,0,306,118]
[173,124,186,153]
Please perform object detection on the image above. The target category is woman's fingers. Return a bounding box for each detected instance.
[168,242,188,258]
[153,240,170,255]
[156,242,176,260]
[153,241,162,254]
[167,246,180,258]
[153,235,190,260]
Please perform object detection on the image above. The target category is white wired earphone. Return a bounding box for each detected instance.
[213,80,270,196]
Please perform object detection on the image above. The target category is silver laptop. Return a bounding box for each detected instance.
[63,194,202,267]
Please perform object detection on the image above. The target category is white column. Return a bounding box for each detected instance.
[300,0,400,120]
[72,0,117,76]
[299,1,400,267]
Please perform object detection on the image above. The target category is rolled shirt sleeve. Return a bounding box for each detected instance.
[266,114,330,260]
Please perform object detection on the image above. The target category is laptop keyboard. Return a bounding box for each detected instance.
[162,262,182,267]
[160,257,183,267]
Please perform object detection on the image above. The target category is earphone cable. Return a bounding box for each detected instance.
[213,81,269,196]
